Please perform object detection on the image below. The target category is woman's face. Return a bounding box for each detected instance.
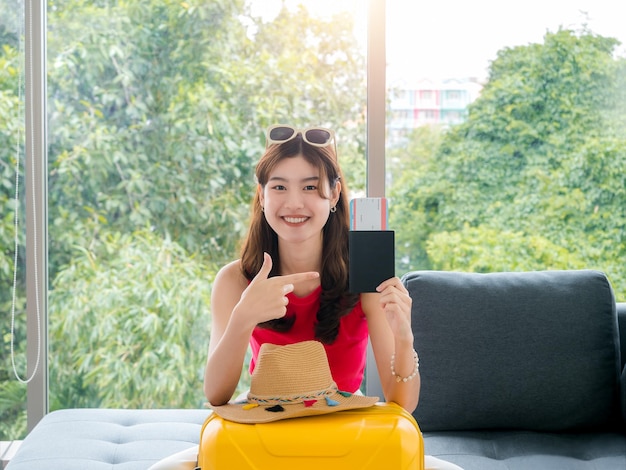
[259,155,340,246]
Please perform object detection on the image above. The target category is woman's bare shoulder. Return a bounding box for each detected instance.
[213,259,248,294]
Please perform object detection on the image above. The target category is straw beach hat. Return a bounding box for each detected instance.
[210,341,379,424]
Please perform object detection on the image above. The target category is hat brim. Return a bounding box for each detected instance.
[211,392,379,424]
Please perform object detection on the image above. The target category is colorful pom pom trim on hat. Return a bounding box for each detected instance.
[239,385,357,412]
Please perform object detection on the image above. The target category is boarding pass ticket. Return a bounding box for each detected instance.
[349,197,388,230]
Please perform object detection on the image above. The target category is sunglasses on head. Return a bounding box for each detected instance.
[266,125,337,157]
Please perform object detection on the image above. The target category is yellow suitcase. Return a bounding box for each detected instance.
[197,402,424,469]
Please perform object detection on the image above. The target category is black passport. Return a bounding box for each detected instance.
[348,230,395,293]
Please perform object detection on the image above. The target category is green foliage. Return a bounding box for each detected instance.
[3,0,626,441]
[46,0,367,274]
[0,44,23,284]
[42,0,366,421]
[3,0,370,440]
[427,225,587,272]
[0,24,28,442]
[0,302,28,441]
[390,29,626,299]
[47,0,257,271]
[0,379,27,439]
[388,125,444,273]
[48,229,211,409]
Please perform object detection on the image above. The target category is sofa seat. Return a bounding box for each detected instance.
[6,408,209,470]
[424,430,626,470]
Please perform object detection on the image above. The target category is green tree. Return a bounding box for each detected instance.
[1,0,367,439]
[390,29,626,298]
[47,0,256,272]
[0,24,29,440]
[246,4,367,189]
[49,230,211,409]
[47,0,366,275]
[388,125,444,273]
[45,0,367,412]
[427,225,587,272]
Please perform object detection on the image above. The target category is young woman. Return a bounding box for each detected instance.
[150,126,462,470]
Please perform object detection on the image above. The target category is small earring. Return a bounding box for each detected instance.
[330,206,337,213]
[261,206,265,212]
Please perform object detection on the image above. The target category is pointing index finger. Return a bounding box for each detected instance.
[280,271,320,286]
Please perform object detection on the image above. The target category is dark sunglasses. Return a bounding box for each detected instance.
[265,125,337,158]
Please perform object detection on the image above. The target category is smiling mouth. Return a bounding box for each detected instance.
[283,216,308,224]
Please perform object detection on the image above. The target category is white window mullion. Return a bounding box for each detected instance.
[25,0,49,432]
[366,0,386,198]
[365,0,386,399]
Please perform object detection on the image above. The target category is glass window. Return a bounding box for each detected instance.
[1,0,28,441]
[387,0,626,300]
[9,0,623,438]
[45,0,367,411]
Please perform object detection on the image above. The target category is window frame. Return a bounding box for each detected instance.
[24,0,388,429]
[25,0,48,432]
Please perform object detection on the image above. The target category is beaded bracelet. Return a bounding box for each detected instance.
[390,349,419,383]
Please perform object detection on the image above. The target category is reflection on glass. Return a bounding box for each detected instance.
[387,0,626,300]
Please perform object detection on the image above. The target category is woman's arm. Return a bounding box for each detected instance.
[361,277,420,413]
[203,260,252,406]
[203,253,319,405]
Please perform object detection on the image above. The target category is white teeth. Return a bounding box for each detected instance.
[284,217,307,224]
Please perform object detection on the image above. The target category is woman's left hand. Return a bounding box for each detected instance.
[375,277,413,344]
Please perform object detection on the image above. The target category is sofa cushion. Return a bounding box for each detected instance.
[6,408,209,470]
[402,270,621,432]
[423,430,626,470]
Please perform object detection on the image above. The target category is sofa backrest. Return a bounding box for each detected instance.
[402,269,622,432]
[618,303,626,370]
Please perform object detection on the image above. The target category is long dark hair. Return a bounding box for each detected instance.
[239,135,359,344]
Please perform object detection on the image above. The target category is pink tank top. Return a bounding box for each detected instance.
[250,286,368,393]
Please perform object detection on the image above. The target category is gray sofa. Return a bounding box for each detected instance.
[404,269,626,469]
[7,269,626,469]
